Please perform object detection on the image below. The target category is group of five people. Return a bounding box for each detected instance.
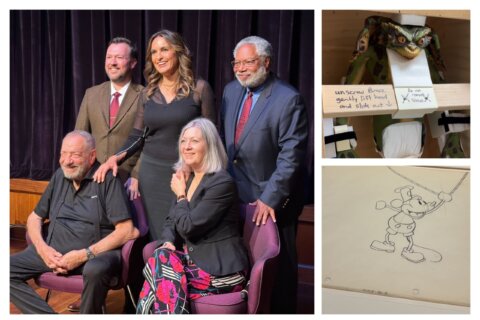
[10,30,308,314]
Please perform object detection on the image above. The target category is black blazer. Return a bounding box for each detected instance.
[159,170,249,276]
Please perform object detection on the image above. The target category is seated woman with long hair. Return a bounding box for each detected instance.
[136,118,249,314]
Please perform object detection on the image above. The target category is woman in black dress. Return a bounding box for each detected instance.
[94,30,216,240]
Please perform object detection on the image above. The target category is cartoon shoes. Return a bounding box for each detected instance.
[370,241,426,263]
[401,248,425,263]
[370,240,395,252]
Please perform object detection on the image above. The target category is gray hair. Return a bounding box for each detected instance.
[63,130,96,151]
[174,118,227,174]
[233,35,273,59]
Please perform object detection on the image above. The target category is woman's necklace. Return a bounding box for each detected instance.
[159,81,178,103]
[160,77,178,89]
[160,83,177,93]
[387,166,469,196]
[161,82,177,88]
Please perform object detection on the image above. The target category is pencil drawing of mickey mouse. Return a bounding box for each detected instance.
[370,185,452,263]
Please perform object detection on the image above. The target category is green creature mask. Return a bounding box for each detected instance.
[335,16,464,158]
[381,21,432,59]
[346,16,445,85]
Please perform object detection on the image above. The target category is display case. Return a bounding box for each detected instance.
[322,10,470,158]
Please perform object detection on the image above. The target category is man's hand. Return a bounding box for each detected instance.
[57,249,87,272]
[251,199,276,226]
[36,243,63,270]
[438,192,452,202]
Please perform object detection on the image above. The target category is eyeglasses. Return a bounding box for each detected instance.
[231,58,259,68]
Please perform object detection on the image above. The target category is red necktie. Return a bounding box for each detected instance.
[235,91,253,145]
[109,92,121,128]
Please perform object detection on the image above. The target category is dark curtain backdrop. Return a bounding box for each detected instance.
[10,10,314,203]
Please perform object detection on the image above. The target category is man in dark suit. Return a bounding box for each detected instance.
[74,37,143,313]
[76,37,143,186]
[221,36,308,314]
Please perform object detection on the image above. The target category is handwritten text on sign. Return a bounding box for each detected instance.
[323,85,397,117]
[392,87,438,119]
[395,87,438,109]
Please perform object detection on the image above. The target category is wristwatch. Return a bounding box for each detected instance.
[85,247,95,260]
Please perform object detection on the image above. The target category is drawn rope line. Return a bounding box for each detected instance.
[387,167,469,196]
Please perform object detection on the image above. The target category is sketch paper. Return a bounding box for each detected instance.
[322,166,469,306]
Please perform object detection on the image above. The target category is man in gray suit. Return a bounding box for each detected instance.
[76,37,143,186]
[74,37,143,313]
[221,36,308,314]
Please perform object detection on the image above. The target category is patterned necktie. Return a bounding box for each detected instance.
[109,92,121,128]
[235,91,253,145]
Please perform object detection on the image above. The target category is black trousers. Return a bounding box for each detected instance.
[270,207,301,314]
[10,245,121,314]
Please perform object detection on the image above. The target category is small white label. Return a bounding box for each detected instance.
[323,118,337,158]
[393,87,438,119]
[333,125,351,152]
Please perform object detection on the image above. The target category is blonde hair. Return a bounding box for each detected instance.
[174,118,227,174]
[143,30,195,98]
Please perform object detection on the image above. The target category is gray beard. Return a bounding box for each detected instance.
[236,66,268,88]
[62,165,88,181]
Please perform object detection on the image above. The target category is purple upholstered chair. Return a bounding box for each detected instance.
[142,204,281,314]
[26,184,148,313]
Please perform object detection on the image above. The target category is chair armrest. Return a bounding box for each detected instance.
[190,291,248,314]
[119,234,150,289]
[142,240,159,263]
[120,239,135,285]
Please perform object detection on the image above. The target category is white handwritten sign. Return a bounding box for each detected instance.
[323,85,397,117]
[393,87,438,119]
[387,48,439,119]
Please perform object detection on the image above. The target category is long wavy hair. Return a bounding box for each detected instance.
[143,30,195,98]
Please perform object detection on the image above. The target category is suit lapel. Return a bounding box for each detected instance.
[111,84,138,130]
[101,83,111,129]
[229,85,247,147]
[187,173,209,206]
[235,75,275,149]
